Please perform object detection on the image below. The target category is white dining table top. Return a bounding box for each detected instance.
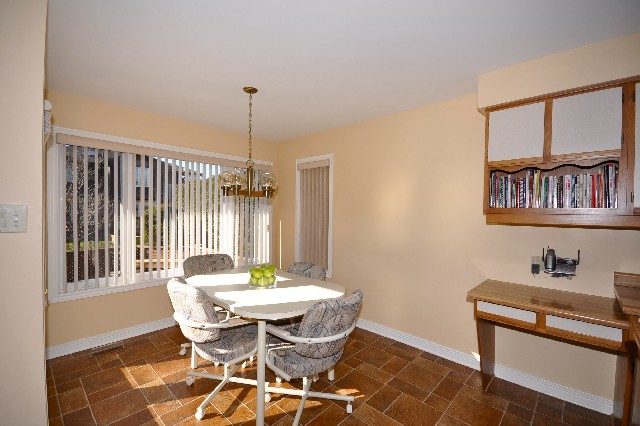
[186,267,346,320]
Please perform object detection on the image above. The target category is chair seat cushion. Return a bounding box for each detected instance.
[267,344,343,379]
[194,324,258,364]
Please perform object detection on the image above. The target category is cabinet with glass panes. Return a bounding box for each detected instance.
[483,79,640,228]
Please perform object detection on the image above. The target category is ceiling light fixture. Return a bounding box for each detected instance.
[220,87,277,198]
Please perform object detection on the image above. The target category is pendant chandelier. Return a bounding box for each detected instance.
[220,86,277,198]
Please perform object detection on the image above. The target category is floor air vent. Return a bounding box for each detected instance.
[90,343,124,357]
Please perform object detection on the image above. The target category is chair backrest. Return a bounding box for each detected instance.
[294,289,363,359]
[183,254,234,278]
[287,262,326,281]
[167,277,221,343]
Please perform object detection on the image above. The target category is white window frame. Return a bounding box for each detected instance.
[295,153,334,278]
[47,127,273,303]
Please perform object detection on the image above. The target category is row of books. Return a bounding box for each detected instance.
[489,163,618,209]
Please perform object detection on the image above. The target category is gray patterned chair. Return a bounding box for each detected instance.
[182,253,234,278]
[287,262,326,281]
[178,253,235,356]
[167,277,258,421]
[264,289,363,425]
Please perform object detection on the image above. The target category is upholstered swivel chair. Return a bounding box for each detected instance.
[287,262,326,281]
[167,277,258,420]
[265,289,363,425]
[182,253,234,278]
[179,253,235,356]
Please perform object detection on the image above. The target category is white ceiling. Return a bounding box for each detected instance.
[45,0,640,142]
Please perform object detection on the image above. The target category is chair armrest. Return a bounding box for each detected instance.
[265,321,357,344]
[173,313,252,329]
[265,324,293,339]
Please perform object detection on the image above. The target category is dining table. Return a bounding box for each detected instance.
[186,267,346,426]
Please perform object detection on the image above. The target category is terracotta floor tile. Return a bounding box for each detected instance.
[130,364,162,386]
[385,393,443,426]
[58,387,89,415]
[487,378,538,411]
[435,358,474,375]
[532,413,566,426]
[150,353,193,378]
[387,376,431,401]
[109,408,156,426]
[82,365,135,395]
[562,409,610,426]
[466,370,484,390]
[446,369,471,384]
[446,394,503,426]
[538,392,565,410]
[458,385,509,411]
[353,402,402,425]
[356,360,395,383]
[353,346,395,368]
[333,369,385,405]
[412,356,452,377]
[536,401,563,421]
[56,364,103,386]
[425,393,451,413]
[86,380,133,405]
[366,384,402,414]
[432,377,464,401]
[51,355,99,377]
[350,328,384,345]
[396,363,446,392]
[48,394,61,419]
[506,402,534,422]
[63,406,97,426]
[140,378,176,405]
[159,396,207,425]
[563,401,611,424]
[501,413,530,426]
[437,414,469,426]
[385,344,422,361]
[307,402,351,425]
[57,378,82,393]
[380,355,411,375]
[49,416,64,426]
[91,388,149,425]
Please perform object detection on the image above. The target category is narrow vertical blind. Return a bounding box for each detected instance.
[51,132,271,300]
[298,162,330,269]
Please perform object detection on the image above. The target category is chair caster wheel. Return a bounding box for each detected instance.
[186,377,196,386]
[312,375,319,382]
[241,361,247,368]
[265,393,271,402]
[214,362,220,367]
[179,348,187,356]
[275,376,282,383]
[250,355,254,362]
[195,408,204,420]
[346,403,353,414]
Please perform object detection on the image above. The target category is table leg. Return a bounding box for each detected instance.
[476,318,496,392]
[613,339,636,426]
[256,320,266,426]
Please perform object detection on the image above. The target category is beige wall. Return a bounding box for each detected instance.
[274,92,640,400]
[0,0,49,423]
[45,90,274,347]
[478,32,640,109]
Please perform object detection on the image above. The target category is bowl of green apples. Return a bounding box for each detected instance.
[248,264,277,289]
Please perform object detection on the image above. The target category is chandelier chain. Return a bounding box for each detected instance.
[248,92,253,163]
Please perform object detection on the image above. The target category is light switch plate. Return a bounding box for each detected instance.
[0,205,28,233]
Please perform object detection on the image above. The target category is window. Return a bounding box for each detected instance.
[295,154,333,277]
[47,128,272,302]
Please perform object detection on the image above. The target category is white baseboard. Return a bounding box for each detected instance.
[356,318,613,415]
[46,317,176,360]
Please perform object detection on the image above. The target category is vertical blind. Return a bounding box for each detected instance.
[52,137,271,299]
[298,163,330,269]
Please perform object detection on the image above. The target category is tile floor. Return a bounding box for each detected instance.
[47,326,611,425]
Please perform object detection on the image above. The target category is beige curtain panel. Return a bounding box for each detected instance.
[299,165,329,269]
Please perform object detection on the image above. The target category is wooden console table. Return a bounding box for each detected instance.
[467,279,632,425]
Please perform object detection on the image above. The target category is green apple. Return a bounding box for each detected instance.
[250,268,263,279]
[267,276,276,285]
[250,276,258,285]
